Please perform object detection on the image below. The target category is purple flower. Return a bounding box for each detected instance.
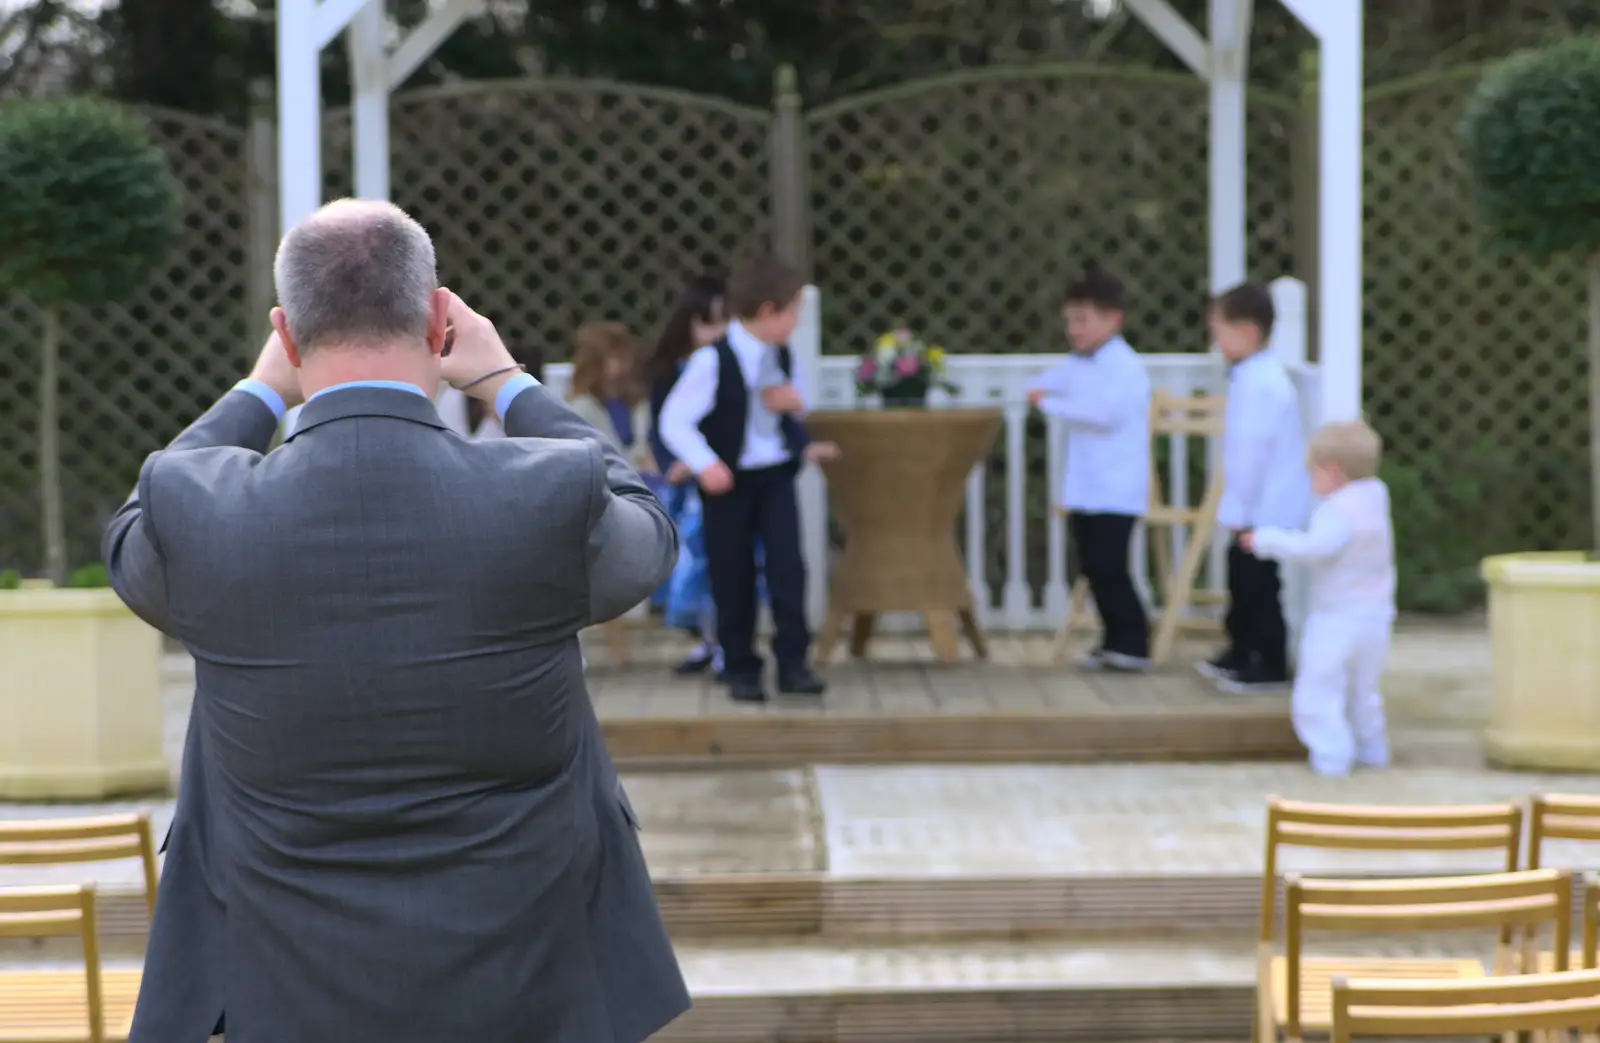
[894,356,919,377]
[857,359,878,381]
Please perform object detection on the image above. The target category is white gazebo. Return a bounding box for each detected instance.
[275,0,1365,422]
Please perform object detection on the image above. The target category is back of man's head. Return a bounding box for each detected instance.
[274,199,437,353]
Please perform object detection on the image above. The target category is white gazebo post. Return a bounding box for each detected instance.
[1312,0,1364,422]
[276,0,481,234]
[1207,0,1252,293]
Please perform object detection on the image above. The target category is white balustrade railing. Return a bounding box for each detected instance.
[540,276,1320,634]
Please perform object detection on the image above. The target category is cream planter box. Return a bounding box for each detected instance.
[0,589,168,799]
[1482,551,1600,772]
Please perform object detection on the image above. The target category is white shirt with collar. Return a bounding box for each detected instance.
[1218,350,1311,530]
[658,319,796,473]
[1027,336,1151,516]
[1251,477,1396,620]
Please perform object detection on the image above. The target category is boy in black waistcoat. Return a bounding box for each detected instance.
[657,255,835,702]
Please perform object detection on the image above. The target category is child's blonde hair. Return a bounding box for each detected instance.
[1307,420,1383,480]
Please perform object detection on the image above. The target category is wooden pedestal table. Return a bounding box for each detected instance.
[808,408,1003,664]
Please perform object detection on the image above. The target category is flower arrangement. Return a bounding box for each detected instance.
[854,327,957,406]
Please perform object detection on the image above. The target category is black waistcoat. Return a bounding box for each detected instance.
[697,338,812,470]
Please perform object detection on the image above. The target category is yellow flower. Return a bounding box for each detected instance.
[927,347,945,369]
[876,333,897,350]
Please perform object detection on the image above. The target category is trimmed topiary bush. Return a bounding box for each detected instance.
[1461,35,1600,545]
[0,97,182,583]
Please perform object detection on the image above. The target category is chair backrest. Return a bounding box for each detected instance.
[0,813,159,917]
[1330,968,1600,1042]
[1147,390,1226,512]
[1530,794,1600,868]
[0,884,106,1043]
[1283,868,1575,1039]
[1586,872,1600,971]
[1260,797,1524,942]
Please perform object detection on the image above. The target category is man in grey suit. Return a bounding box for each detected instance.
[103,199,689,1043]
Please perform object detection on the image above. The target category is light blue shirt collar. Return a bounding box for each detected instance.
[308,380,430,401]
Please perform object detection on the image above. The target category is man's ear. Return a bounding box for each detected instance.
[425,288,451,357]
[269,308,303,368]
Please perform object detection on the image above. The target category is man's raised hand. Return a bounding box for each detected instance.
[439,291,520,404]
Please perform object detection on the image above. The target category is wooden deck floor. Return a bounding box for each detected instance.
[582,630,1301,765]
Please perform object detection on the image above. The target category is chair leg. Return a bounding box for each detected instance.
[815,608,847,664]
[1053,576,1093,662]
[1153,524,1211,666]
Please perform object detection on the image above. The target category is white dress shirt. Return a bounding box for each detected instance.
[1028,337,1151,515]
[1251,478,1396,620]
[658,320,796,473]
[1217,351,1311,530]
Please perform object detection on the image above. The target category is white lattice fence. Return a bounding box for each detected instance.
[330,81,774,366]
[0,109,252,572]
[1362,69,1592,610]
[805,67,1299,360]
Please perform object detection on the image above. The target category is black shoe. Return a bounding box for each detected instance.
[777,665,827,696]
[674,649,715,675]
[727,676,767,702]
[1098,649,1152,673]
[1195,648,1241,682]
[1218,664,1290,694]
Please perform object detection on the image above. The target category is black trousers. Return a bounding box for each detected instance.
[1069,512,1149,658]
[701,462,810,680]
[1225,537,1289,677]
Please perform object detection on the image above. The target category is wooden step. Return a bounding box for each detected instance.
[163,642,1305,770]
[662,937,1259,1043]
[0,938,1481,1043]
[600,705,1300,768]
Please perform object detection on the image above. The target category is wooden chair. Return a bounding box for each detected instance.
[1256,797,1526,1043]
[1272,868,1574,1043]
[1053,390,1227,665]
[0,884,140,1042]
[1528,794,1600,971]
[0,813,160,918]
[1330,968,1600,1043]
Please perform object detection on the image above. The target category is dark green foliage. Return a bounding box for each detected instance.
[65,563,110,588]
[0,97,182,306]
[1461,35,1600,260]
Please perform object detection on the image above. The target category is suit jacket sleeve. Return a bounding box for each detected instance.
[101,391,280,634]
[502,384,678,624]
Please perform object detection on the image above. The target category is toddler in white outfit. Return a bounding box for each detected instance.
[1241,420,1395,776]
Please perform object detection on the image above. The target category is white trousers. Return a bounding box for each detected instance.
[1291,610,1392,775]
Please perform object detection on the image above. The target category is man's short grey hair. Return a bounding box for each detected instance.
[274,199,437,351]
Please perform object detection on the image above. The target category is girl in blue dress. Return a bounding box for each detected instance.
[649,275,727,674]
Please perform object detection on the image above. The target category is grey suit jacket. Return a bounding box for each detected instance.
[104,384,687,1043]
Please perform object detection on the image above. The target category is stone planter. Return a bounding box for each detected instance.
[0,589,168,798]
[1482,551,1600,771]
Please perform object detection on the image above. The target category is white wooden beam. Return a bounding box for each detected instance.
[313,0,371,51]
[388,0,483,91]
[1274,0,1325,39]
[1207,0,1252,291]
[1123,0,1211,80]
[1315,0,1363,419]
[277,0,324,233]
[348,0,389,200]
